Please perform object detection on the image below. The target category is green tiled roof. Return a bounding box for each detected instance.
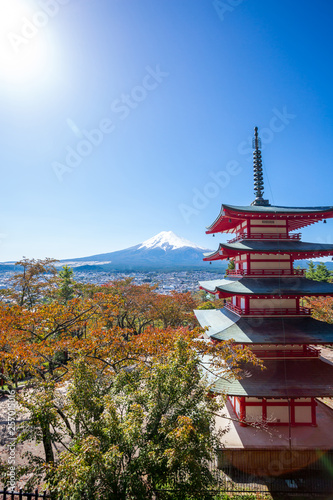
[213,359,333,397]
[194,308,333,344]
[204,241,333,258]
[206,204,333,233]
[198,277,333,296]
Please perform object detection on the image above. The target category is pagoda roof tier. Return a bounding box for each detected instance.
[199,276,333,297]
[206,204,333,234]
[194,308,333,344]
[204,240,333,260]
[213,358,333,397]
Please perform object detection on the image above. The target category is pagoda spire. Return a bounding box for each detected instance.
[251,126,270,206]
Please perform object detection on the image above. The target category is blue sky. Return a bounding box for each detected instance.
[1,0,333,261]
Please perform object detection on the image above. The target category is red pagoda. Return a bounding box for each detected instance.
[195,127,333,475]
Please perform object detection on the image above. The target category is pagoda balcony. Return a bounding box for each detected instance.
[225,303,311,316]
[251,346,319,359]
[226,268,306,277]
[227,232,301,243]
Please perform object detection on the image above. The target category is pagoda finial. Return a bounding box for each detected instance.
[251,126,270,206]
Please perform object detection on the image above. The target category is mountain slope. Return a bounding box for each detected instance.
[63,231,218,271]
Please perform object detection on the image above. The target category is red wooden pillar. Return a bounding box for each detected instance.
[290,398,296,426]
[311,398,317,426]
[239,397,246,426]
[296,298,300,314]
[262,398,267,422]
[245,296,250,315]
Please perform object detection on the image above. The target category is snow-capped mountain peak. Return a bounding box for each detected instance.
[139,231,205,251]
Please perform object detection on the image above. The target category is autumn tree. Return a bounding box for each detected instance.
[101,279,156,335]
[98,282,198,334]
[152,291,197,328]
[0,292,103,392]
[304,262,333,322]
[306,296,333,323]
[0,276,259,495]
[192,289,209,304]
[8,258,58,308]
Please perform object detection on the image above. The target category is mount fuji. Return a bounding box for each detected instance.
[138,231,206,252]
[62,231,219,271]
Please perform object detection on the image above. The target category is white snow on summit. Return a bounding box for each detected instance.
[139,231,205,251]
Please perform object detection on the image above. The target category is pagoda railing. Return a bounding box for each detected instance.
[224,303,242,314]
[225,303,311,316]
[251,346,319,359]
[226,268,306,277]
[227,232,301,243]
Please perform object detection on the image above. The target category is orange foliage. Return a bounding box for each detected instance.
[306,296,333,323]
[0,280,259,389]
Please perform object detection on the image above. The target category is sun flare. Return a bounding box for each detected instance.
[0,0,50,84]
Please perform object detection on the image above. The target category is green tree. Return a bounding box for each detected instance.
[197,301,216,310]
[224,259,235,278]
[306,261,331,282]
[306,261,316,280]
[47,341,224,500]
[192,290,209,304]
[227,259,235,271]
[314,262,331,282]
[18,381,59,464]
[58,265,75,303]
